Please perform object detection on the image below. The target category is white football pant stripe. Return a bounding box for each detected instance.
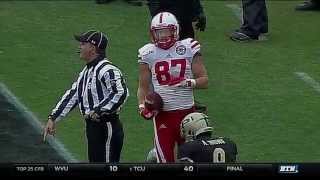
[105,122,112,162]
[153,117,166,163]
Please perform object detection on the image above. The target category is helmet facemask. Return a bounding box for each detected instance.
[180,123,195,142]
[150,12,179,50]
[151,25,178,50]
[180,113,214,142]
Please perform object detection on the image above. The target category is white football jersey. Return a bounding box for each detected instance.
[138,38,201,111]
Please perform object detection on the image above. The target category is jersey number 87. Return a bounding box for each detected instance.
[154,59,186,85]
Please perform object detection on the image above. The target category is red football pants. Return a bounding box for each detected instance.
[153,107,195,163]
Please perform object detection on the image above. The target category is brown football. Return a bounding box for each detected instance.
[145,91,163,112]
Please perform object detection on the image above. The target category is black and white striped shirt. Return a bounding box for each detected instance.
[50,56,129,122]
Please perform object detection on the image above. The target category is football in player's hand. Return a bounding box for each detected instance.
[145,92,163,112]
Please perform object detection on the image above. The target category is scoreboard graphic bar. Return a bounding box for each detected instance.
[0,163,319,176]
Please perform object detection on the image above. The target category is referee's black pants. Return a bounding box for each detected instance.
[85,114,124,163]
[241,0,268,38]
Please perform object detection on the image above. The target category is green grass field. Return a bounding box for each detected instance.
[1,0,320,162]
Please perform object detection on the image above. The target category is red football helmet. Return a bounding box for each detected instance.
[150,12,179,50]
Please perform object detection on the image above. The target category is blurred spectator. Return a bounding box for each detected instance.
[230,0,268,42]
[147,0,206,40]
[295,0,320,11]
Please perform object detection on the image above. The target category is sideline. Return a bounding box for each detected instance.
[0,82,78,163]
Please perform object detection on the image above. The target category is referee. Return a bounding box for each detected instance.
[44,30,129,163]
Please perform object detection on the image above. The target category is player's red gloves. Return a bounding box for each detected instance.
[139,104,155,120]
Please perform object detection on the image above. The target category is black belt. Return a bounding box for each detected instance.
[100,113,119,120]
[84,112,119,122]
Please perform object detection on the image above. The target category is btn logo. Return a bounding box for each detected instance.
[278,165,299,174]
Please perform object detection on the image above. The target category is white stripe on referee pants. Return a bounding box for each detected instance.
[105,122,112,163]
[153,118,166,163]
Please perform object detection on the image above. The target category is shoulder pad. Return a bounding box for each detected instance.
[138,43,155,57]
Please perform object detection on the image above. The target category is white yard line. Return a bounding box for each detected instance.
[0,83,78,163]
[295,72,320,94]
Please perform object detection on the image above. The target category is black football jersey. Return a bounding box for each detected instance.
[178,137,237,163]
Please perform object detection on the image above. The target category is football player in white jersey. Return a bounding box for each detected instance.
[137,12,208,163]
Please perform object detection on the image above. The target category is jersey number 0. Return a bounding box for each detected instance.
[213,148,226,163]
